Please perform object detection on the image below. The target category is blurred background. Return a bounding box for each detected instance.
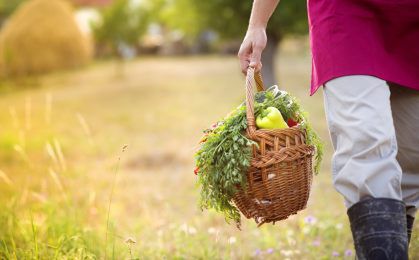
[0,0,417,259]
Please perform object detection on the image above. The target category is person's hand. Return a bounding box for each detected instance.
[238,27,267,74]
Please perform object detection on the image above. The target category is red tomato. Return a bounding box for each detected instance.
[287,118,298,127]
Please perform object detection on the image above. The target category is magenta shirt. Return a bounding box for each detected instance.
[308,0,419,95]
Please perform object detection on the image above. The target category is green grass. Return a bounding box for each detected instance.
[0,49,417,259]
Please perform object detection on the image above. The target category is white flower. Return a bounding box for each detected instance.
[207,227,217,234]
[280,250,293,257]
[180,223,197,235]
[286,230,294,237]
[228,236,237,244]
[302,226,311,234]
[180,223,188,233]
[188,226,197,235]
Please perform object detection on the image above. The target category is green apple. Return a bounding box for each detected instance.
[256,107,288,129]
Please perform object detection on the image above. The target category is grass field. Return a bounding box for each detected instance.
[0,50,417,259]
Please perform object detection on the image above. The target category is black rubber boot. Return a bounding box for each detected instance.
[407,215,414,245]
[347,197,408,260]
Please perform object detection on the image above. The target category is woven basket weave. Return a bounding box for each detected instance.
[233,68,315,226]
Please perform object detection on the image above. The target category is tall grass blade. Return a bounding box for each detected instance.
[53,138,67,171]
[45,93,52,125]
[0,170,13,186]
[25,96,32,131]
[76,113,94,145]
[105,145,128,260]
[30,213,39,260]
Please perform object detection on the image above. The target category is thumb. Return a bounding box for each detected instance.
[249,46,263,72]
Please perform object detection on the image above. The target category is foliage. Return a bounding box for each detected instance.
[0,0,26,27]
[0,202,99,259]
[195,89,323,225]
[0,0,92,77]
[161,0,307,40]
[91,0,149,56]
[149,0,203,38]
[196,105,253,223]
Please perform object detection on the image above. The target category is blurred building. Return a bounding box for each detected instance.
[74,8,100,36]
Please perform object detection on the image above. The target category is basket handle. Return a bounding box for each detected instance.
[245,67,265,135]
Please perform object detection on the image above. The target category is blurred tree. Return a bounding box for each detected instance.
[91,0,149,57]
[0,0,26,27]
[162,0,308,86]
[71,0,111,7]
[153,0,202,39]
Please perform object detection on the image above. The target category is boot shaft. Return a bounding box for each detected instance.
[347,198,408,260]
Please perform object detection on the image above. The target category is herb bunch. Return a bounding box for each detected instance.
[195,89,323,225]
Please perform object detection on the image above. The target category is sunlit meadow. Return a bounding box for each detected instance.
[0,47,418,259]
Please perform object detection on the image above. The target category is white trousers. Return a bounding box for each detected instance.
[324,75,419,216]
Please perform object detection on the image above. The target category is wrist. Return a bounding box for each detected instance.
[247,24,266,31]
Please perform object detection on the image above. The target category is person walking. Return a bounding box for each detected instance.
[238,1,419,259]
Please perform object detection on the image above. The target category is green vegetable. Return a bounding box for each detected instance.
[195,89,323,226]
[256,106,288,129]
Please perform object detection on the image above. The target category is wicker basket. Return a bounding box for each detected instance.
[233,68,315,226]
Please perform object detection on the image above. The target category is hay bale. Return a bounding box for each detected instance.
[0,0,92,77]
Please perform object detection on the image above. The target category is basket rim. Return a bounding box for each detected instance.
[248,125,303,134]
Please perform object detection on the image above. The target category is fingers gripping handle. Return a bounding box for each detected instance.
[246,68,265,135]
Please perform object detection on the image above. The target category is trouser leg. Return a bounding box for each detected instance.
[323,75,408,259]
[323,75,402,205]
[389,84,419,244]
[389,84,419,215]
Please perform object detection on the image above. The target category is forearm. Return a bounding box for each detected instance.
[239,0,279,73]
[248,0,280,29]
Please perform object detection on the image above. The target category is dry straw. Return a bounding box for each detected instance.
[0,0,92,77]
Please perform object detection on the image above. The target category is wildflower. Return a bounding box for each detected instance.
[207,227,217,234]
[332,251,340,257]
[194,167,199,175]
[286,230,294,237]
[188,226,197,235]
[125,237,136,245]
[125,236,136,260]
[302,226,310,234]
[304,215,317,225]
[312,239,321,247]
[344,249,353,257]
[180,223,197,235]
[228,236,237,244]
[254,249,262,256]
[266,248,274,254]
[287,237,296,246]
[280,250,293,257]
[180,223,188,233]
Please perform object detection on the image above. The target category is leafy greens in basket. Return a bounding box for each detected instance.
[195,86,323,225]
